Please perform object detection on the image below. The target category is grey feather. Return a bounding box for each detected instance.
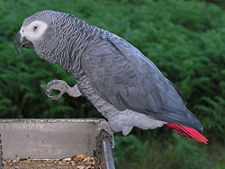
[82,34,202,132]
[18,10,203,133]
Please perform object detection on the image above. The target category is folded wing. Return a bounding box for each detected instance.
[81,34,203,132]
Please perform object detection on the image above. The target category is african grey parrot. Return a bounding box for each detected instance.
[14,10,207,144]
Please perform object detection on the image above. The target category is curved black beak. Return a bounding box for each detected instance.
[13,31,34,55]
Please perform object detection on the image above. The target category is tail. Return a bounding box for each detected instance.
[166,123,208,144]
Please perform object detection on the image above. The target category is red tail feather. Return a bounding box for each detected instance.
[166,123,208,144]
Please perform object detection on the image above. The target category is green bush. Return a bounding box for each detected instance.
[113,134,224,169]
[194,0,225,8]
[0,0,225,168]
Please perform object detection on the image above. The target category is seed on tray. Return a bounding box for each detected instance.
[3,154,101,169]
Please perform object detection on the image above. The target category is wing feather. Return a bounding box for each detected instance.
[81,34,203,132]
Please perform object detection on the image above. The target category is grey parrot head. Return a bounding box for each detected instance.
[14,10,82,64]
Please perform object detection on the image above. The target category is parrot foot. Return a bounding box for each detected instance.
[122,126,133,136]
[41,80,82,100]
[96,121,115,149]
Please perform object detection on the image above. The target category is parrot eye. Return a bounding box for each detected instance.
[33,25,38,31]
[23,21,48,41]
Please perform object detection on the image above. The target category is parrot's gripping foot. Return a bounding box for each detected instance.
[41,80,82,100]
[96,121,115,149]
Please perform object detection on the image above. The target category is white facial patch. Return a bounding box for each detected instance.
[20,20,48,42]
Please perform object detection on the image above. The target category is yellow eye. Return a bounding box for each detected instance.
[33,25,38,31]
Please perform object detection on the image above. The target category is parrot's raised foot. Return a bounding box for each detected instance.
[96,121,115,149]
[41,80,82,100]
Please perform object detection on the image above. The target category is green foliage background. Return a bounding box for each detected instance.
[0,0,224,168]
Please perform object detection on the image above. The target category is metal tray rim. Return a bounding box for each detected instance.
[0,118,105,124]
